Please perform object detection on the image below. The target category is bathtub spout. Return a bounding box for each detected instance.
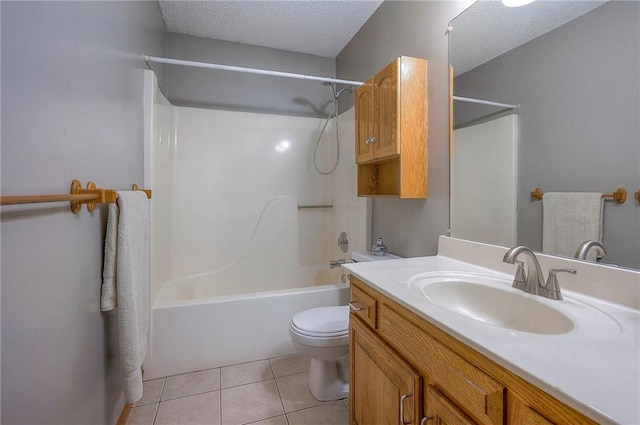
[329,259,353,269]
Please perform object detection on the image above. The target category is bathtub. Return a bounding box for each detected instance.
[143,266,350,380]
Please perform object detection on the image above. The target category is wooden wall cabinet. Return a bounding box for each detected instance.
[355,56,427,198]
[348,276,597,425]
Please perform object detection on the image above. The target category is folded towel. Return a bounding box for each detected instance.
[542,192,604,261]
[101,204,118,311]
[101,191,150,403]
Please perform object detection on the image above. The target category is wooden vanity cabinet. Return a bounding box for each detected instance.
[348,276,597,425]
[354,56,427,198]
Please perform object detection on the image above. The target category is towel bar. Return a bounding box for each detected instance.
[0,180,152,213]
[531,187,627,204]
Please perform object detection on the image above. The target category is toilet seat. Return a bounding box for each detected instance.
[291,306,349,337]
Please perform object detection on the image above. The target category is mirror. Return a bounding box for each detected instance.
[449,0,639,270]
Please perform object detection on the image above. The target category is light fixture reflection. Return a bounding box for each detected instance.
[502,0,534,7]
[275,140,291,153]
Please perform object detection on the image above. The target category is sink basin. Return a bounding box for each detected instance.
[409,272,575,334]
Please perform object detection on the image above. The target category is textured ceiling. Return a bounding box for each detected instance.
[158,1,384,58]
[451,0,608,76]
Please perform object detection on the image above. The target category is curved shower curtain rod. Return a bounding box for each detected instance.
[144,55,365,87]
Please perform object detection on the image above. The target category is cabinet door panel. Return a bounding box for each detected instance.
[355,80,375,164]
[374,60,400,159]
[350,316,421,425]
[379,304,504,425]
[426,386,476,425]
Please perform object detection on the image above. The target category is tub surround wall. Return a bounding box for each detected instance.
[1,2,166,424]
[146,70,367,300]
[336,1,473,258]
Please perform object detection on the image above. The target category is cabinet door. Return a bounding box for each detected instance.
[374,59,400,160]
[355,79,376,164]
[425,386,476,425]
[350,316,421,425]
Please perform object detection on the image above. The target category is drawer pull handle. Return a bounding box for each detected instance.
[365,136,377,145]
[400,393,412,425]
[349,302,364,312]
[420,416,433,425]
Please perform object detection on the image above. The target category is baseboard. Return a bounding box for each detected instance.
[116,403,132,425]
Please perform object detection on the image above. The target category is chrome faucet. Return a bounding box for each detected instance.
[574,240,606,260]
[502,246,546,296]
[503,246,577,300]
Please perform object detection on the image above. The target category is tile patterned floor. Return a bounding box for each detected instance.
[127,354,349,425]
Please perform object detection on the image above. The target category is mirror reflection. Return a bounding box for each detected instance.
[449,0,640,269]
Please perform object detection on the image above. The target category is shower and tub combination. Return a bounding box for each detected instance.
[141,69,368,380]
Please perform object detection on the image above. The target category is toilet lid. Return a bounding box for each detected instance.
[291,306,349,337]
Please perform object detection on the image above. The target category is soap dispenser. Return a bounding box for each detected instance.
[372,238,388,256]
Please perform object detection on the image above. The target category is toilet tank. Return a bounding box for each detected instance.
[350,251,402,263]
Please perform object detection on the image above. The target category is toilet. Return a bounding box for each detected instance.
[289,250,402,401]
[289,305,350,401]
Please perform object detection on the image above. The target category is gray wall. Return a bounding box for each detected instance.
[336,1,472,257]
[1,2,166,424]
[165,33,336,118]
[454,2,640,268]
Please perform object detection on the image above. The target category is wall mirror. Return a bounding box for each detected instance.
[449,0,639,270]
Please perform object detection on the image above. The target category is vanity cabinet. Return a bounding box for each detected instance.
[354,56,427,198]
[348,276,597,425]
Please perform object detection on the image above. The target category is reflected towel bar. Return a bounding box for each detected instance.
[1,180,152,214]
[530,187,627,204]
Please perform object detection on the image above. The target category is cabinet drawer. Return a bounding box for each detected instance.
[379,304,504,425]
[349,279,377,329]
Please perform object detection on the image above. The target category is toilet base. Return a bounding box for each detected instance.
[307,356,349,401]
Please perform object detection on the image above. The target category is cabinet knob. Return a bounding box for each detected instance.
[365,136,377,145]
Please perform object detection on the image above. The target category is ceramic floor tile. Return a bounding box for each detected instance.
[221,380,284,425]
[269,354,310,378]
[154,391,221,425]
[286,401,348,425]
[162,368,221,400]
[126,403,158,425]
[275,372,322,413]
[244,415,288,425]
[133,378,165,407]
[221,359,274,388]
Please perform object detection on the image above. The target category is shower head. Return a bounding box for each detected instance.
[321,82,353,100]
[335,86,353,99]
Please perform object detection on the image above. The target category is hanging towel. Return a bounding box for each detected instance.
[100,191,150,403]
[542,192,604,261]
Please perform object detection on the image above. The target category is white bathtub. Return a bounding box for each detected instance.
[143,266,350,380]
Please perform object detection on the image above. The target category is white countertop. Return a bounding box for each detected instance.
[343,254,640,424]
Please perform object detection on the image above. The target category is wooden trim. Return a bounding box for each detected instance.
[116,403,132,425]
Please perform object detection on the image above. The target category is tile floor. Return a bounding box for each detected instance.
[127,354,349,425]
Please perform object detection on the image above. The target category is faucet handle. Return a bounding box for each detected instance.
[512,260,527,291]
[543,268,577,300]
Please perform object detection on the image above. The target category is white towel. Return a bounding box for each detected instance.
[542,192,604,261]
[101,191,150,403]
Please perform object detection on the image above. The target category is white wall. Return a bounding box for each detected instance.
[1,3,165,424]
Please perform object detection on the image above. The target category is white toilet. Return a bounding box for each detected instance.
[289,305,350,401]
[289,250,401,401]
